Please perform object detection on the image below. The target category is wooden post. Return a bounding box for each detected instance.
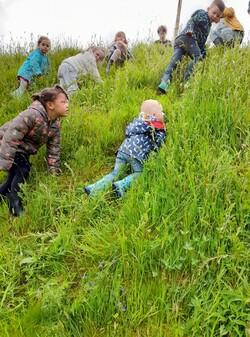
[174,0,183,39]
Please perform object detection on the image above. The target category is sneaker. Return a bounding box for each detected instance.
[157,81,169,95]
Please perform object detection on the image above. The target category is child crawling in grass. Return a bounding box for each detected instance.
[84,99,166,198]
[12,36,51,98]
[0,85,69,216]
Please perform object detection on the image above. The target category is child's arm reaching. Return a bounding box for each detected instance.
[46,122,61,175]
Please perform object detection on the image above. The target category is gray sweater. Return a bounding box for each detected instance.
[62,50,101,82]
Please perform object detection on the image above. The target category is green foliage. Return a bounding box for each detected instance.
[0,41,250,336]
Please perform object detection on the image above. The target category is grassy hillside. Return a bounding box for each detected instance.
[0,41,250,336]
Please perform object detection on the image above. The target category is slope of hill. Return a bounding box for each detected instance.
[0,42,249,336]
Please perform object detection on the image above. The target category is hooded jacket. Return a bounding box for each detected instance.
[221,7,244,31]
[0,101,61,174]
[118,118,166,163]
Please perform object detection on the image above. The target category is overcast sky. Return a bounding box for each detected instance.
[0,0,249,49]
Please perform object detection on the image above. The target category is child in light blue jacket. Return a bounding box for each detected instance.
[84,99,166,198]
[12,36,51,98]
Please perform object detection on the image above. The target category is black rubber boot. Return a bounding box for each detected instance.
[6,193,24,217]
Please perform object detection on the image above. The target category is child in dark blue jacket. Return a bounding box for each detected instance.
[84,99,166,197]
[158,0,225,94]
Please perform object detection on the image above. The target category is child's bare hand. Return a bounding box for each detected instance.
[116,41,126,48]
[186,31,193,37]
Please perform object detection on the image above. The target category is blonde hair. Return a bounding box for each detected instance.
[87,46,105,61]
[89,46,105,53]
[141,99,163,116]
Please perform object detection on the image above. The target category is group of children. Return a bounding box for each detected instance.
[1,0,245,217]
[11,31,133,98]
[210,7,245,47]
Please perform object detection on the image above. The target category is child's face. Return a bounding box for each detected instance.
[159,30,167,41]
[116,34,126,43]
[38,39,51,54]
[49,93,69,118]
[207,5,222,23]
[141,100,164,122]
[153,110,165,122]
[93,49,105,64]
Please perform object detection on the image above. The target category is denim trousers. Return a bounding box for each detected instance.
[86,151,143,194]
[161,35,202,84]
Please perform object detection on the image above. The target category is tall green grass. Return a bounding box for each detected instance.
[0,39,249,336]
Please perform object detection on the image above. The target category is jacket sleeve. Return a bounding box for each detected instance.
[46,121,61,175]
[153,130,166,151]
[185,10,206,33]
[84,56,102,83]
[184,10,208,58]
[125,119,151,137]
[107,43,116,60]
[0,111,36,171]
[29,50,43,76]
[41,56,50,75]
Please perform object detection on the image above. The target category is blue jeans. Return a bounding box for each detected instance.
[85,151,143,195]
[161,35,203,84]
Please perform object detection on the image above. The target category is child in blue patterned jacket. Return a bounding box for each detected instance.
[158,0,225,94]
[84,99,166,198]
[11,36,51,98]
